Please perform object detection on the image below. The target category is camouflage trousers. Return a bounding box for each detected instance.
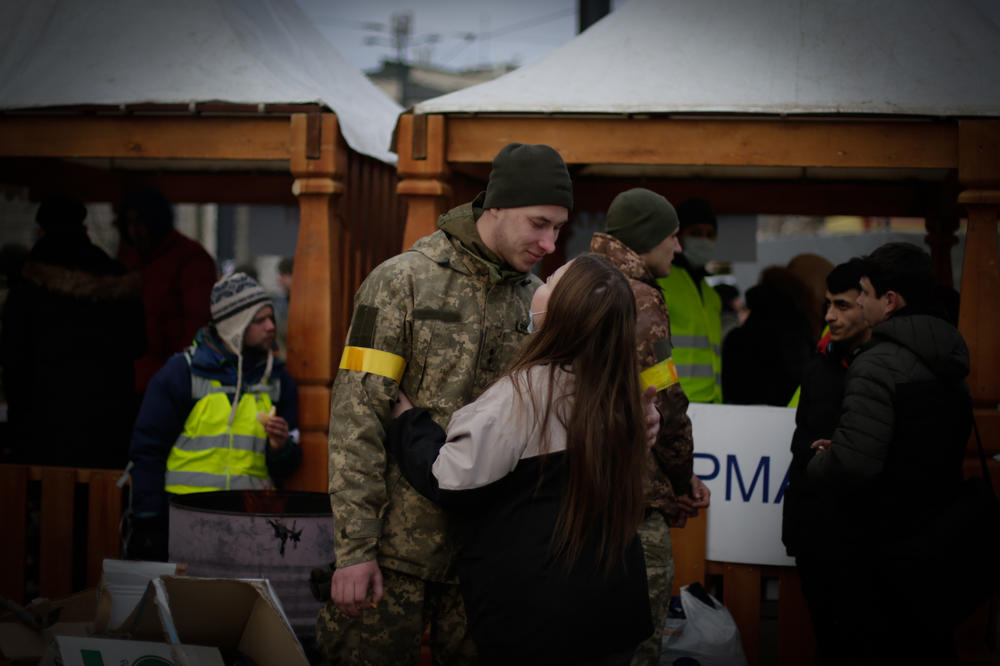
[630,511,675,666]
[315,566,478,666]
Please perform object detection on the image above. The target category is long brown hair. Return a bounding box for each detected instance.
[509,253,646,573]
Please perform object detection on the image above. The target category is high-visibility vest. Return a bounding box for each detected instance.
[657,266,723,403]
[164,357,280,495]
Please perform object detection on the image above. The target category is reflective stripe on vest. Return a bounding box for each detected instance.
[165,364,277,496]
[657,267,723,403]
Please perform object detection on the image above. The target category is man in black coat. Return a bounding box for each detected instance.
[807,242,972,665]
[781,258,870,665]
[1,195,145,468]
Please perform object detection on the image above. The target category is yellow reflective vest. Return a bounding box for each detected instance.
[657,266,723,403]
[164,354,279,495]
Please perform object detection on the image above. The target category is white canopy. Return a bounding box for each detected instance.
[416,0,1000,117]
[0,0,402,163]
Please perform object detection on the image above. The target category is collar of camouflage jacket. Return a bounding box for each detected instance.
[590,232,657,285]
[437,194,530,284]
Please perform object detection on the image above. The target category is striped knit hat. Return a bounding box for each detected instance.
[210,272,273,424]
[211,272,272,354]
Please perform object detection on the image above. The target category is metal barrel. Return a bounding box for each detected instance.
[168,490,334,639]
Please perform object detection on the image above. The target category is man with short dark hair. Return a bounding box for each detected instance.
[782,257,870,664]
[318,143,573,665]
[590,187,711,666]
[807,242,971,664]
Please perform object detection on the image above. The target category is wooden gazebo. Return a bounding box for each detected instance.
[0,0,404,600]
[393,0,1000,661]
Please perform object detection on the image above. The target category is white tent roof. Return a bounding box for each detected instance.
[0,0,402,164]
[416,0,1000,117]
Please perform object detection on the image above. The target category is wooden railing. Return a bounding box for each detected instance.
[0,464,126,604]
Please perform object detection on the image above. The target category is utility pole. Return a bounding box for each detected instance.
[391,11,412,106]
[578,0,610,33]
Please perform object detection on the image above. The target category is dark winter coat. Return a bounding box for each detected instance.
[722,272,813,406]
[119,229,216,393]
[1,230,144,468]
[781,332,859,557]
[806,308,972,546]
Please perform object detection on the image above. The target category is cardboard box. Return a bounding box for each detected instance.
[0,589,97,664]
[125,576,309,666]
[41,635,224,666]
[1,575,308,666]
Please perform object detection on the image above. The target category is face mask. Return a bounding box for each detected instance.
[683,237,715,269]
[527,310,546,334]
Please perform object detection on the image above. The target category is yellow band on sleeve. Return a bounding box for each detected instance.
[640,357,680,392]
[339,346,406,383]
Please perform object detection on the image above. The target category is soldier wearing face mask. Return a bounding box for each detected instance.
[655,197,723,403]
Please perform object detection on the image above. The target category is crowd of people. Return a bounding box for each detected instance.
[0,141,979,665]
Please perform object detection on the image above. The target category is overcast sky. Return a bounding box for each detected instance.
[296,0,620,73]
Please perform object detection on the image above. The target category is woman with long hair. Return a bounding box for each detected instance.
[386,253,653,665]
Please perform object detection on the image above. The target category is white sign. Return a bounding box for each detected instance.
[688,403,796,567]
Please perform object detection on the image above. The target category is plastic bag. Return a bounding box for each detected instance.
[660,584,749,666]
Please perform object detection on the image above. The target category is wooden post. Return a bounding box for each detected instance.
[287,112,347,493]
[397,114,452,249]
[671,510,707,593]
[957,121,1000,462]
[924,214,960,288]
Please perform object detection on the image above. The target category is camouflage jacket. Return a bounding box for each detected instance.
[329,202,540,581]
[590,232,694,515]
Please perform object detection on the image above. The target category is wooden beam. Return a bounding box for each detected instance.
[0,159,297,205]
[445,116,958,170]
[0,116,292,161]
[571,178,951,218]
[286,112,347,494]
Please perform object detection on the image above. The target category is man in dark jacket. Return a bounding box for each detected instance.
[781,258,870,664]
[2,195,144,468]
[807,242,972,664]
[117,186,217,395]
[127,272,300,560]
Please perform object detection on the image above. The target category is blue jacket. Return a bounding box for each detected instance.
[129,328,300,515]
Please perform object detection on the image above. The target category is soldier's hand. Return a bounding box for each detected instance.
[391,389,414,419]
[642,385,660,449]
[331,560,384,618]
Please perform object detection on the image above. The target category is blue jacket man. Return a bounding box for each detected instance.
[128,272,300,559]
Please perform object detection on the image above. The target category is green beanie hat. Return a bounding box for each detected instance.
[604,188,679,254]
[482,143,573,211]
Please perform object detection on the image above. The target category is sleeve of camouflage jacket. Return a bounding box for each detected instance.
[635,284,694,508]
[328,260,412,568]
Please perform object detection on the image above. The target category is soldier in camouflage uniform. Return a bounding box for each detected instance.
[317,143,574,665]
[590,188,712,666]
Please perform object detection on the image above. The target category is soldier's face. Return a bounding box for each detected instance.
[639,229,682,278]
[824,289,869,344]
[243,305,276,351]
[491,205,569,272]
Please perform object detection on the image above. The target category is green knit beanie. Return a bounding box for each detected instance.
[482,143,574,211]
[604,188,679,254]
